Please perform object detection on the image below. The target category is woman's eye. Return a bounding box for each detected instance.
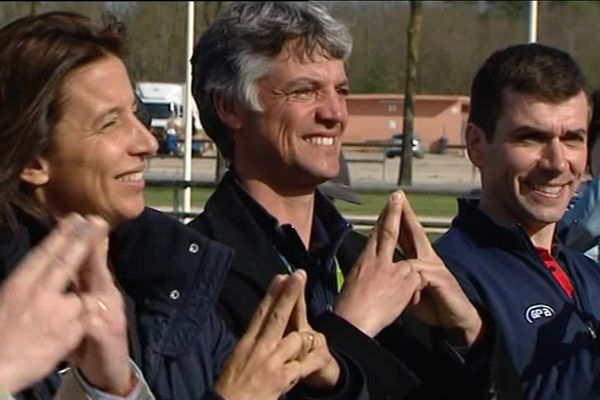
[100,120,118,130]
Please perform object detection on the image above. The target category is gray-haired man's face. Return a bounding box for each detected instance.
[230,42,350,190]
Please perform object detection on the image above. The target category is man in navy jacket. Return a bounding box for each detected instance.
[435,43,600,399]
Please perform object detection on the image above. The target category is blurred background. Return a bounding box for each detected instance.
[4,1,593,237]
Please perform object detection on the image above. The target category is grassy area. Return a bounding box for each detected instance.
[336,191,458,217]
[144,187,459,217]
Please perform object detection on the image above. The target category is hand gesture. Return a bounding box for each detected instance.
[333,191,424,337]
[215,270,334,400]
[287,270,340,389]
[396,196,483,346]
[69,216,135,395]
[0,214,95,393]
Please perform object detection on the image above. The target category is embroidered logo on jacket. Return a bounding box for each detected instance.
[525,304,555,323]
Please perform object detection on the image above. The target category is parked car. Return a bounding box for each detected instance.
[385,133,425,159]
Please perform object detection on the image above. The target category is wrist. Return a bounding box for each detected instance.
[332,307,378,338]
[214,381,248,400]
[444,309,483,346]
[314,358,341,389]
[79,365,137,397]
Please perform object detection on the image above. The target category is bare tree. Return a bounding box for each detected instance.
[398,0,423,186]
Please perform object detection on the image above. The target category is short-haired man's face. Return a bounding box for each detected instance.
[232,43,349,190]
[474,88,588,230]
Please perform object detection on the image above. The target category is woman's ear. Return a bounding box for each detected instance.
[20,156,49,186]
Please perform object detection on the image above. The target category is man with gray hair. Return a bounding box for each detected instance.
[189,2,504,398]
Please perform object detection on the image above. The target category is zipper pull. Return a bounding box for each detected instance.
[586,321,597,340]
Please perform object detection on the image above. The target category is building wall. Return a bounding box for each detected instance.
[345,94,469,151]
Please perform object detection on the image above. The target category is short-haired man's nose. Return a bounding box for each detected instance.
[316,89,347,125]
[540,140,568,172]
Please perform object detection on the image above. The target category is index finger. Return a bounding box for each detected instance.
[74,216,112,292]
[257,270,305,343]
[375,191,404,260]
[243,274,288,340]
[290,269,310,332]
[398,197,436,260]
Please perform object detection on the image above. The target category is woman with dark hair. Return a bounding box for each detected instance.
[0,10,363,400]
[0,12,155,399]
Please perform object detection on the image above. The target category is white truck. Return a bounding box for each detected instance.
[135,82,202,154]
[135,82,184,134]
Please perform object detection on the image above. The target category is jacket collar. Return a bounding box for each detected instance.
[453,198,567,254]
[112,208,234,356]
[112,208,232,309]
[201,171,351,291]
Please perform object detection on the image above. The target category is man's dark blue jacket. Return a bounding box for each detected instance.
[112,208,236,399]
[435,198,600,399]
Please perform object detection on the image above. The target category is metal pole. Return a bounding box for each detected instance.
[183,1,195,214]
[528,0,538,43]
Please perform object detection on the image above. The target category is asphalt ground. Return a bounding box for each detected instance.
[145,150,481,190]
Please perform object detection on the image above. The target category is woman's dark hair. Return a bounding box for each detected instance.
[0,12,125,233]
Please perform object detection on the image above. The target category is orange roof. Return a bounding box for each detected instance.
[348,93,470,104]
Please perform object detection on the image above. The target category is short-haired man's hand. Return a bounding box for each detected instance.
[333,191,425,338]
[215,270,338,400]
[396,197,483,346]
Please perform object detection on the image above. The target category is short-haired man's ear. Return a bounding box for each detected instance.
[213,90,243,131]
[466,123,488,168]
[20,156,49,186]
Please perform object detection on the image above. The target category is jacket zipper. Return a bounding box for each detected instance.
[517,226,598,340]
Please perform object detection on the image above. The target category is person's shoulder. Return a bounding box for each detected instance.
[187,209,211,233]
[563,246,600,270]
[129,208,222,247]
[434,225,471,254]
[115,208,234,275]
[434,225,491,277]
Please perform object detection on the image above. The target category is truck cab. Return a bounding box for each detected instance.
[135,81,204,155]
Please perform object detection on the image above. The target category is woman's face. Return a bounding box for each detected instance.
[31,55,158,227]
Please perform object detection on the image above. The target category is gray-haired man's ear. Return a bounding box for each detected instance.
[213,90,243,131]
